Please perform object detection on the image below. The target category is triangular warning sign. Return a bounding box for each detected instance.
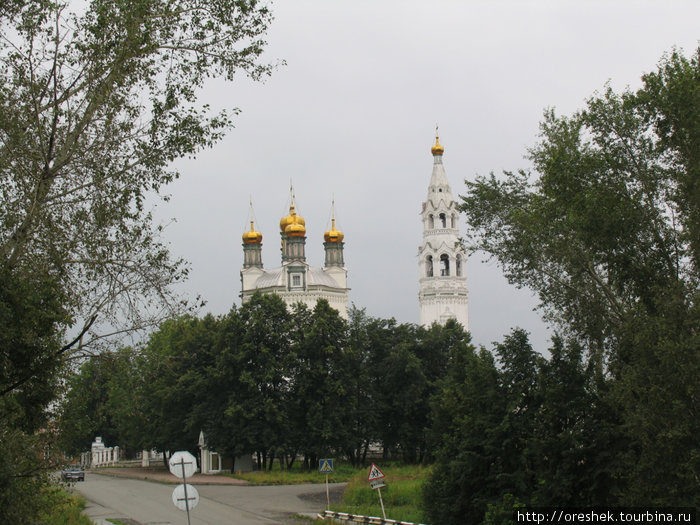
[319,459,334,473]
[367,463,385,481]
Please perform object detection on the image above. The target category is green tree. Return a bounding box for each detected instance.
[0,268,68,432]
[530,336,622,506]
[372,322,420,461]
[59,347,145,456]
[344,306,379,467]
[289,299,352,469]
[492,329,542,499]
[1,0,275,361]
[0,268,69,524]
[218,293,292,470]
[2,2,275,515]
[424,339,503,525]
[425,329,624,525]
[459,47,699,505]
[139,314,223,460]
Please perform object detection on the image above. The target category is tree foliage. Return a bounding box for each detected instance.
[1,1,276,520]
[59,296,468,472]
[0,0,275,354]
[424,330,626,525]
[447,46,700,516]
[59,347,145,456]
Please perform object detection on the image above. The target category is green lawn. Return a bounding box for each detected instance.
[229,460,360,485]
[328,464,430,524]
[228,460,430,523]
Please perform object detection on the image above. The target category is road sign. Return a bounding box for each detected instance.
[370,479,387,490]
[319,458,334,473]
[169,451,197,479]
[367,463,386,481]
[172,483,199,511]
[367,463,387,519]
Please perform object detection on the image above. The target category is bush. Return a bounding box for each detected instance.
[38,486,93,525]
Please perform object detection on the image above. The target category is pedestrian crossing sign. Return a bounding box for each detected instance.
[319,458,334,474]
[367,463,386,481]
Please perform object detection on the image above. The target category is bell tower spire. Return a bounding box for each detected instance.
[418,130,469,328]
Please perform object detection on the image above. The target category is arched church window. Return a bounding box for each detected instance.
[440,254,450,276]
[439,213,446,228]
[428,214,434,229]
[456,255,463,277]
[451,213,457,228]
[426,255,433,277]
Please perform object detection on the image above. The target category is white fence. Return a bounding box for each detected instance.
[80,436,120,467]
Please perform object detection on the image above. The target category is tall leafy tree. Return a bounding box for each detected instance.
[139,315,223,460]
[344,306,378,466]
[492,330,542,499]
[1,2,275,517]
[530,336,622,506]
[289,299,351,469]
[459,47,699,506]
[222,293,292,470]
[0,0,276,362]
[0,268,68,524]
[424,338,503,525]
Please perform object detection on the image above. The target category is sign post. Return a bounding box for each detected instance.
[319,458,334,509]
[367,463,387,519]
[169,451,199,525]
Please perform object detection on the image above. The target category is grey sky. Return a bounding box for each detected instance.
[154,1,699,352]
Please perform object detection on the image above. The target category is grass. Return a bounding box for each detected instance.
[227,460,431,523]
[328,464,431,524]
[229,460,360,485]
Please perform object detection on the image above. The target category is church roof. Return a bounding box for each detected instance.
[253,266,344,290]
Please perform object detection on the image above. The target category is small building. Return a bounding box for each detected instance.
[198,431,252,474]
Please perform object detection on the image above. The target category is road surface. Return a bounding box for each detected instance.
[73,471,345,524]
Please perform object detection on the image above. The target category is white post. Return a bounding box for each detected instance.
[377,487,386,520]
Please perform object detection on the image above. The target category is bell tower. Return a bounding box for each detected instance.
[418,131,469,328]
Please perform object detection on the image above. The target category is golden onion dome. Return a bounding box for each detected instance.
[279,204,306,232]
[242,220,262,244]
[285,221,306,237]
[324,218,344,243]
[431,135,444,155]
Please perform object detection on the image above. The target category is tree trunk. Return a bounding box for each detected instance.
[268,450,275,471]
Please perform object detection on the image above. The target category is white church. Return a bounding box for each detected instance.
[239,133,468,329]
[240,195,350,318]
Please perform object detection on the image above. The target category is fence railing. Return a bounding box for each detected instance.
[317,510,429,525]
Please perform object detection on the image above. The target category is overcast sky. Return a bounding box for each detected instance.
[153,1,699,352]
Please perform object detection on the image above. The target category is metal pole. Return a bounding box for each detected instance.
[377,487,386,520]
[181,459,192,525]
[325,473,330,510]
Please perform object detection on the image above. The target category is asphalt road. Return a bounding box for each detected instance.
[73,471,345,524]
